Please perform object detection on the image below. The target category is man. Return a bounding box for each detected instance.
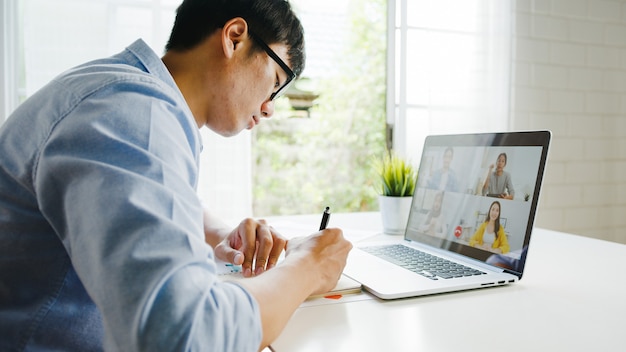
[0,0,352,350]
[426,147,458,192]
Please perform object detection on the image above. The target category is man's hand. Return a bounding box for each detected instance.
[212,218,287,277]
[285,228,353,295]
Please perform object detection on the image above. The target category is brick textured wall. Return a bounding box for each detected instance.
[513,0,626,243]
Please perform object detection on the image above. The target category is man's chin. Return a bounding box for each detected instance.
[204,124,242,138]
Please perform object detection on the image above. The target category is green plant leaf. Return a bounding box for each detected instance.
[373,151,417,197]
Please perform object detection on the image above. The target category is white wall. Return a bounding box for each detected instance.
[513,0,626,243]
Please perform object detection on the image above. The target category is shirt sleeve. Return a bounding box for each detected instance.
[33,83,262,351]
[496,227,510,254]
[469,223,485,246]
[505,172,515,196]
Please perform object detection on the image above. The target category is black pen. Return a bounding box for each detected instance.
[319,206,331,230]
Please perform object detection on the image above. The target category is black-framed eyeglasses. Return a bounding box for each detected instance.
[249,32,296,101]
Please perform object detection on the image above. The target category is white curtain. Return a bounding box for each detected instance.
[2,0,252,223]
[389,0,513,163]
[1,0,19,122]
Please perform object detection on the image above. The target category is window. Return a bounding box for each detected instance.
[390,0,513,162]
[3,0,251,223]
[252,0,513,216]
[2,0,512,221]
[1,0,19,122]
[252,0,387,217]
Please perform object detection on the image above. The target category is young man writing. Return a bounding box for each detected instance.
[0,0,352,350]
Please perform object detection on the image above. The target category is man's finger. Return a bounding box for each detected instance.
[254,224,273,275]
[213,242,244,265]
[267,230,287,269]
[239,219,258,277]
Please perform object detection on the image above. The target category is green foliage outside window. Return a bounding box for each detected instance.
[252,0,387,216]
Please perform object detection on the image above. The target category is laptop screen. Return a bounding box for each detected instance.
[405,131,551,277]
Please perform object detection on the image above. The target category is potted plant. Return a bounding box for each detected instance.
[374,151,417,235]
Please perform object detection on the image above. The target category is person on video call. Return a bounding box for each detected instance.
[418,191,448,237]
[469,201,510,254]
[0,0,353,350]
[427,147,459,192]
[482,152,515,200]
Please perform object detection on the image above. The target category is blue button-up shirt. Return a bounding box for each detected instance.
[0,39,262,351]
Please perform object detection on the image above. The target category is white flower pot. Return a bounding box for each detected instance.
[378,195,413,235]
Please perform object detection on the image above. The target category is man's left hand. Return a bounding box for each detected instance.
[213,218,287,277]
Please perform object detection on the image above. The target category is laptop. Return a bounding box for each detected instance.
[343,130,551,299]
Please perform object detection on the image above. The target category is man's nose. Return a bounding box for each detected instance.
[261,100,275,118]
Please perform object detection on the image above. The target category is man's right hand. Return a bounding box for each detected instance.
[285,228,352,296]
[234,226,351,349]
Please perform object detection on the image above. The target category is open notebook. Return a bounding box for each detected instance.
[217,261,361,299]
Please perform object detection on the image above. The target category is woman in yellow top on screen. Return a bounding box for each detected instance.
[469,201,510,254]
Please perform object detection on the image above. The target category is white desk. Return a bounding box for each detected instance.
[267,212,626,352]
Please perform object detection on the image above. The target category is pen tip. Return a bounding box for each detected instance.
[325,206,330,212]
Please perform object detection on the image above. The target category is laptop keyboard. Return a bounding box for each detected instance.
[361,244,486,280]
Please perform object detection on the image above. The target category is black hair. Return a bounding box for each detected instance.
[165,0,305,76]
[497,152,507,166]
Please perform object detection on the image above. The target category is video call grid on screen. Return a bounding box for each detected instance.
[405,131,550,273]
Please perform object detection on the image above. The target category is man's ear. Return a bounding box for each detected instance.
[221,17,249,59]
